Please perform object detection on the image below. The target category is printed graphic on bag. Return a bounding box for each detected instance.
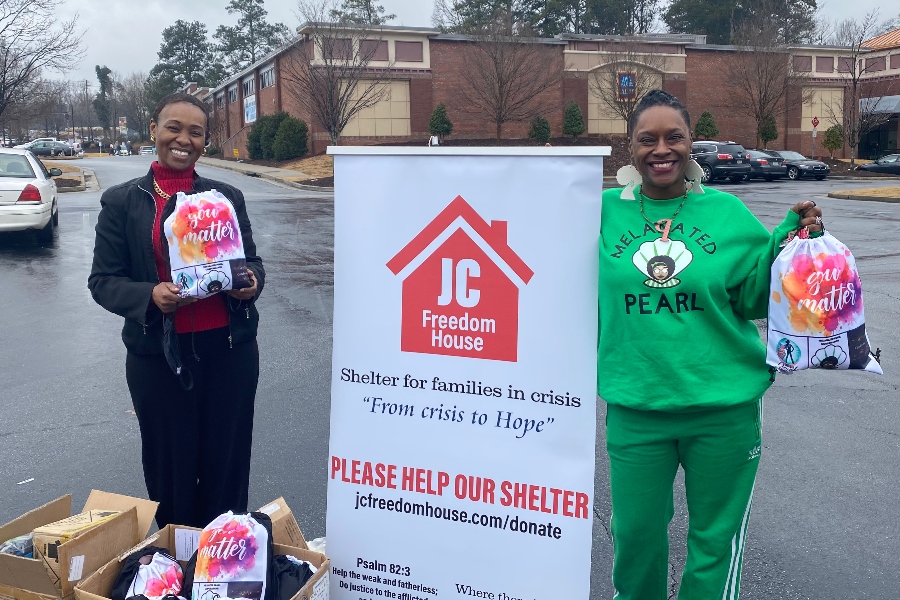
[192,512,269,600]
[164,190,251,299]
[767,232,881,374]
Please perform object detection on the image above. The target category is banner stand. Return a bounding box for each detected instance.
[326,146,609,600]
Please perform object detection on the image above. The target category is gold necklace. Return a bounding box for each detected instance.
[153,178,171,200]
[638,188,689,229]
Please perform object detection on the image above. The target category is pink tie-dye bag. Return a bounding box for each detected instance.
[164,190,252,299]
[767,230,882,374]
[190,512,273,600]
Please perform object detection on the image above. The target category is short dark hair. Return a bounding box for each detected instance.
[628,89,691,136]
[152,92,211,145]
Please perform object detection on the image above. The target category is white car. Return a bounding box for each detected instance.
[0,148,61,242]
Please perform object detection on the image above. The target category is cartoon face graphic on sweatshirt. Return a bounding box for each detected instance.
[632,237,693,288]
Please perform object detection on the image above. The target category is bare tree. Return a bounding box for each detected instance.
[823,11,893,165]
[0,0,83,122]
[720,12,812,149]
[589,39,668,136]
[117,72,151,140]
[457,11,563,140]
[281,0,394,145]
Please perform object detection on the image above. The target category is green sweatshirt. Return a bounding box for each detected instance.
[598,186,800,412]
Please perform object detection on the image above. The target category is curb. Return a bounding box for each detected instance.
[826,192,900,203]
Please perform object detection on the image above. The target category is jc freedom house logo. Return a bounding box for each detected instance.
[386,196,533,362]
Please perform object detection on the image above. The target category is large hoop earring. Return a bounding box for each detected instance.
[616,165,642,200]
[684,159,705,194]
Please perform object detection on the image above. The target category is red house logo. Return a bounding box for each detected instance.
[386,196,533,362]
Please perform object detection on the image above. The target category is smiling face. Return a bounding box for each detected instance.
[629,105,692,200]
[150,101,207,172]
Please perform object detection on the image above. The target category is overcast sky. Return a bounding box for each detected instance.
[56,0,889,89]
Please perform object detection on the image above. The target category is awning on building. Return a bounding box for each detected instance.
[860,95,900,114]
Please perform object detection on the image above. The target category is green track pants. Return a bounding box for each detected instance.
[606,400,762,600]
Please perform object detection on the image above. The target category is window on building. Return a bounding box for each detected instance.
[324,38,353,60]
[891,54,900,70]
[216,94,225,108]
[792,55,812,72]
[815,56,834,73]
[395,41,424,62]
[242,78,255,97]
[228,87,238,103]
[360,39,389,61]
[260,68,275,89]
[837,57,853,73]
[865,56,886,72]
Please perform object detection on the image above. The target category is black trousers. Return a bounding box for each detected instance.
[126,328,260,528]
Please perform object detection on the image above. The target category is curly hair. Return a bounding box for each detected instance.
[628,89,691,136]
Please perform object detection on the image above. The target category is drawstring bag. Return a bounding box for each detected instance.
[164,190,251,300]
[190,512,274,600]
[111,547,184,600]
[767,230,882,374]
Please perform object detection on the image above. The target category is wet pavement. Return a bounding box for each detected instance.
[0,157,897,599]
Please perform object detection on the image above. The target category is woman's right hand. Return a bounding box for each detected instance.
[152,282,194,313]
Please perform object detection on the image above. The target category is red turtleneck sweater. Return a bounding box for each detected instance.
[150,161,230,334]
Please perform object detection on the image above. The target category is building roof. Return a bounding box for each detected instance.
[863,27,900,50]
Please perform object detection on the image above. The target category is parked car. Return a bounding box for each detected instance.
[0,148,60,242]
[14,137,57,149]
[139,146,156,155]
[763,150,830,180]
[23,140,72,157]
[855,154,900,175]
[690,141,751,183]
[746,150,788,181]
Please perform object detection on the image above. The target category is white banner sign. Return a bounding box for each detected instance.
[326,147,608,600]
[244,94,257,124]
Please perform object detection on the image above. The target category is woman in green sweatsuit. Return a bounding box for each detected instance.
[599,90,824,600]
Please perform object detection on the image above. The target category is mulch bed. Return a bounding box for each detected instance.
[299,176,335,187]
[54,178,82,188]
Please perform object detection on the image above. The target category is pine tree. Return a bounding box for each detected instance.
[330,0,396,24]
[823,125,844,158]
[214,0,290,76]
[759,113,778,148]
[694,110,718,139]
[528,115,551,144]
[563,101,585,141]
[428,103,453,140]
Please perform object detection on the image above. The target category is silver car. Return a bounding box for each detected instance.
[0,148,61,242]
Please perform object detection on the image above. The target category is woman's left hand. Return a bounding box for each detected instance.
[791,200,824,233]
[227,269,258,300]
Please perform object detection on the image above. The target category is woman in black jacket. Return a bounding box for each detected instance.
[88,92,265,528]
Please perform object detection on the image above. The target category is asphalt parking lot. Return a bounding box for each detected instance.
[0,156,896,599]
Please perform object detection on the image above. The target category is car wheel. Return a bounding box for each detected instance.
[701,164,713,183]
[52,203,59,226]
[787,166,800,180]
[36,208,56,243]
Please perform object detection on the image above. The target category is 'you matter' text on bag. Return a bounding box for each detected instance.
[164,190,251,299]
[767,231,881,374]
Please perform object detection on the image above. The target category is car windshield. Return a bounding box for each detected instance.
[777,151,807,160]
[0,155,35,178]
[880,155,899,162]
[718,144,744,154]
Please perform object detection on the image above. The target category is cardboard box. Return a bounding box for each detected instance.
[33,510,124,581]
[75,526,330,600]
[257,497,308,550]
[0,492,157,600]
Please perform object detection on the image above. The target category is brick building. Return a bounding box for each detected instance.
[206,23,900,159]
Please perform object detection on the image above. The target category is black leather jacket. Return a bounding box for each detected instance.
[88,167,265,357]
